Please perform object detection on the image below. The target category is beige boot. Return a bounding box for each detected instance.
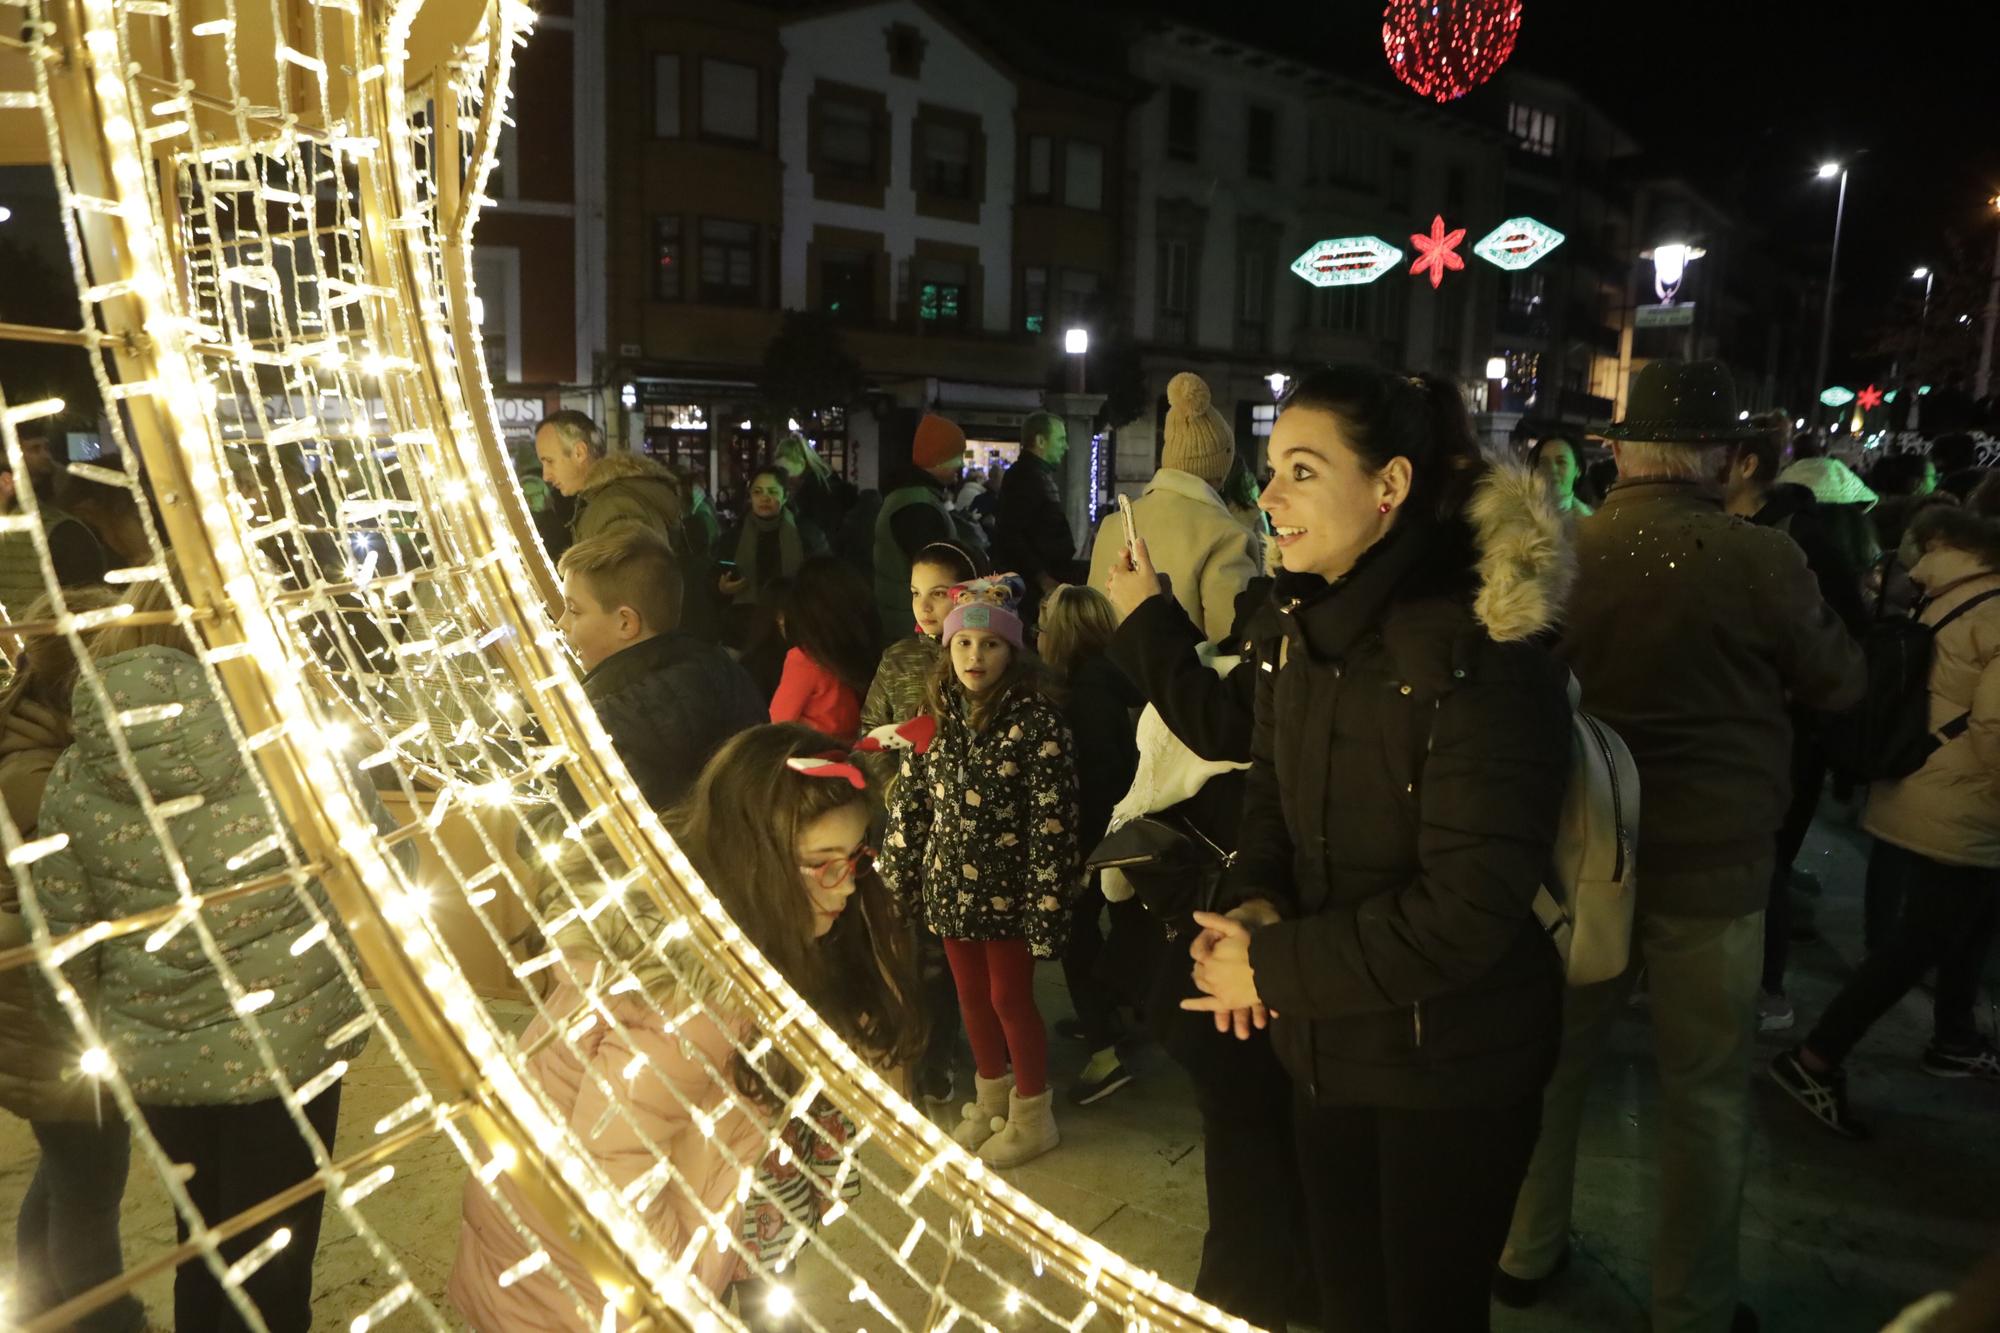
[976,1087,1059,1168]
[950,1072,1013,1150]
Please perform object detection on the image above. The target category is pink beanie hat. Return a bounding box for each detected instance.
[939,573,1026,651]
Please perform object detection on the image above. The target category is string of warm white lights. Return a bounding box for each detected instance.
[1,1,1261,1330]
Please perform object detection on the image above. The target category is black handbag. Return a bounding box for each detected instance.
[1085,815,1234,939]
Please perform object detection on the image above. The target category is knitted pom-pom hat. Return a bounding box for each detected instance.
[1161,371,1235,489]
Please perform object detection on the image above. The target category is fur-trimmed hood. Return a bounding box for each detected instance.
[580,449,680,494]
[1466,459,1577,643]
[569,451,685,543]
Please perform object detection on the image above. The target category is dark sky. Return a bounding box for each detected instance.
[1150,0,2000,343]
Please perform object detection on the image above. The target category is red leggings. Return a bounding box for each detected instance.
[941,938,1048,1097]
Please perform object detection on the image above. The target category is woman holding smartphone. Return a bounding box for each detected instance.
[1183,365,1574,1333]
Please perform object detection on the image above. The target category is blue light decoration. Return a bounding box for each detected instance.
[1290,236,1404,287]
[1472,216,1566,270]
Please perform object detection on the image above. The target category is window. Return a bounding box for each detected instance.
[1166,84,1200,162]
[1237,246,1270,353]
[1249,403,1276,439]
[915,258,970,328]
[652,217,682,301]
[886,22,927,78]
[1505,270,1546,315]
[1025,135,1053,202]
[816,97,877,181]
[1022,265,1048,333]
[1246,106,1276,181]
[819,246,873,324]
[700,59,758,142]
[1057,269,1099,329]
[1063,142,1103,210]
[471,246,520,383]
[1314,285,1367,334]
[918,119,973,198]
[653,55,680,137]
[1387,147,1413,210]
[1327,125,1379,189]
[1508,102,1559,157]
[1158,237,1192,342]
[699,218,757,305]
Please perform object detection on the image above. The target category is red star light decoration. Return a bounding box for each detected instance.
[1409,214,1467,288]
[1857,383,1885,411]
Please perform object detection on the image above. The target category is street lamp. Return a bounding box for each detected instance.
[1813,161,1851,426]
[1911,266,1935,382]
[1063,326,1088,393]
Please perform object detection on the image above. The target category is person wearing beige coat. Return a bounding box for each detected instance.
[1776,506,2000,1137]
[1087,372,1260,643]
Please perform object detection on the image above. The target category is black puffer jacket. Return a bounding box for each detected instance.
[582,632,766,811]
[1226,465,1574,1110]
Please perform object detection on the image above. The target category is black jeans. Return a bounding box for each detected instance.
[1809,841,1999,1065]
[1293,1092,1543,1333]
[1150,946,1313,1331]
[17,1115,145,1331]
[1764,734,1825,993]
[915,931,961,1082]
[142,1085,343,1332]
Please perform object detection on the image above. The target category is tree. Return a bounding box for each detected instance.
[757,309,865,428]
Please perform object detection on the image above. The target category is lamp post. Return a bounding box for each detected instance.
[1911,266,1935,382]
[1063,326,1088,395]
[1813,161,1850,425]
[1979,195,2000,401]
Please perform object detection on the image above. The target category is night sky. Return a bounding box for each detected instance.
[1152,0,2000,362]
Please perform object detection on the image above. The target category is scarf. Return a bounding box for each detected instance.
[732,510,804,606]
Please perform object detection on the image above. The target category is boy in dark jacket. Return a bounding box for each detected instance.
[557,529,765,811]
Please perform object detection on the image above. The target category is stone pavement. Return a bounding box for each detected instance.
[1,801,1994,1331]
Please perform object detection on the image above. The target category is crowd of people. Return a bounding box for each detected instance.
[5,352,1999,1333]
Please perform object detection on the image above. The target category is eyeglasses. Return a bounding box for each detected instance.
[799,846,875,891]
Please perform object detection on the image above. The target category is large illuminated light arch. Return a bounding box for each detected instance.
[0,1,1249,1329]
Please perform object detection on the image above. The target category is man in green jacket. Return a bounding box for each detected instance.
[1498,362,1865,1333]
[0,424,107,619]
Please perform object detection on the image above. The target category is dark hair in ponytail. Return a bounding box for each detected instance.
[1280,366,1488,525]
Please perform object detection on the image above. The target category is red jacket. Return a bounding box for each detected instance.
[770,647,861,742]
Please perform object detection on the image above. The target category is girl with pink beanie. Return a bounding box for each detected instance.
[879,576,1081,1168]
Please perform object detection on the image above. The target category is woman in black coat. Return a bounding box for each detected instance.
[1184,364,1574,1333]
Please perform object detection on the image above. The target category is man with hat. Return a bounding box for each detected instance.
[872,411,986,639]
[1086,371,1261,643]
[1497,361,1865,1333]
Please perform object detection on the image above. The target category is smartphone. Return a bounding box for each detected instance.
[715,559,737,571]
[1116,493,1141,562]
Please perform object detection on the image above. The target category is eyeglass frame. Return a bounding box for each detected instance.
[798,845,876,891]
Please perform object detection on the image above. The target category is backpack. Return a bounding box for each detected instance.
[1820,586,2000,782]
[1532,674,1641,986]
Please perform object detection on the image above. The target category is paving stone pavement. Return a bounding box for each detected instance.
[1,801,1993,1331]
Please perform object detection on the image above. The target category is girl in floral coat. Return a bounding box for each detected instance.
[881,577,1080,1168]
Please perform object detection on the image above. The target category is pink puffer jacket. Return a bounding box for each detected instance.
[448,985,769,1330]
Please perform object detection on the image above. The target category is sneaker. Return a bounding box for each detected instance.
[1492,1241,1569,1309]
[1067,1059,1134,1106]
[1757,991,1795,1033]
[1769,1048,1870,1140]
[1921,1040,2000,1079]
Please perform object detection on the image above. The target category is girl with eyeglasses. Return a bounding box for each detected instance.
[451,724,924,1330]
[880,577,1081,1169]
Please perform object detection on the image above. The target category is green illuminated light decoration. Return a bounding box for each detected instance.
[1473,216,1566,270]
[1291,236,1404,287]
[1819,386,1857,408]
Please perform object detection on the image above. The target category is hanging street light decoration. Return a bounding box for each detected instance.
[1472,217,1566,270]
[1382,0,1524,103]
[1409,214,1469,288]
[1290,214,1565,291]
[1856,384,1885,411]
[1289,238,1404,287]
[1290,235,1406,287]
[1819,386,1857,408]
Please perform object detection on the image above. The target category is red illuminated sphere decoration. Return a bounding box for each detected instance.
[1382,0,1524,103]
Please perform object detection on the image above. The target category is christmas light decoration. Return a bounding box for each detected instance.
[1820,386,1858,408]
[1381,0,1524,103]
[1857,384,1885,411]
[0,1,1256,1330]
[1289,235,1404,287]
[1472,217,1566,271]
[1409,214,1468,289]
